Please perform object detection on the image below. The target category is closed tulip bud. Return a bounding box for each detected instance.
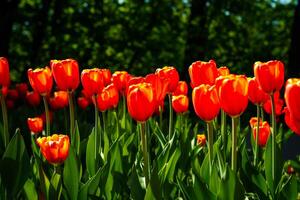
[111,71,131,95]
[26,91,41,107]
[284,107,300,135]
[287,165,295,174]
[248,77,269,105]
[263,91,283,116]
[50,59,80,91]
[173,81,188,96]
[145,73,168,109]
[81,68,104,96]
[96,84,119,111]
[127,83,156,122]
[249,117,271,147]
[156,66,179,93]
[172,95,189,113]
[6,99,14,109]
[216,75,248,117]
[0,57,10,88]
[28,67,53,96]
[254,60,284,94]
[100,69,112,86]
[285,78,300,121]
[16,83,28,97]
[49,91,69,110]
[189,60,218,88]
[218,66,230,76]
[192,84,220,122]
[126,76,146,94]
[27,117,43,134]
[77,97,89,110]
[36,134,70,164]
[7,89,19,101]
[197,134,206,146]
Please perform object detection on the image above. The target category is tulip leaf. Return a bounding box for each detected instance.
[145,163,162,200]
[0,129,30,197]
[23,179,38,200]
[128,165,145,199]
[160,147,181,182]
[63,146,80,200]
[73,121,81,155]
[277,175,297,199]
[51,172,62,199]
[86,128,99,176]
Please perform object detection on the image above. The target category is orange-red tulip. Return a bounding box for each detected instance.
[28,67,53,96]
[100,69,112,86]
[111,71,131,95]
[192,84,220,122]
[77,97,89,110]
[36,134,70,164]
[16,83,28,97]
[172,95,189,113]
[50,59,80,91]
[0,57,10,88]
[27,117,43,134]
[81,68,104,96]
[173,81,188,96]
[218,66,230,76]
[253,60,284,94]
[285,78,300,121]
[189,60,218,88]
[249,117,271,147]
[49,91,69,110]
[127,83,156,122]
[156,66,179,93]
[216,75,248,117]
[263,91,283,116]
[26,91,41,107]
[197,134,206,146]
[145,73,168,109]
[248,77,269,105]
[284,107,300,135]
[96,84,119,111]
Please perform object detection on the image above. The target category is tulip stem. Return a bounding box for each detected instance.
[67,91,75,140]
[270,94,276,182]
[168,94,173,140]
[123,95,126,130]
[207,121,213,173]
[42,96,50,136]
[260,106,264,122]
[221,110,227,157]
[0,94,9,148]
[231,117,238,172]
[254,104,260,166]
[140,122,149,187]
[159,105,163,130]
[93,95,99,160]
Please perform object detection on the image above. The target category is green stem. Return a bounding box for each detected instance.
[254,104,260,166]
[260,106,264,122]
[168,94,173,140]
[140,122,149,187]
[114,108,119,139]
[67,91,75,139]
[207,121,214,173]
[221,110,227,157]
[159,105,163,129]
[102,111,106,160]
[0,94,9,148]
[270,94,276,182]
[122,95,126,130]
[93,95,99,160]
[42,96,50,136]
[231,117,238,172]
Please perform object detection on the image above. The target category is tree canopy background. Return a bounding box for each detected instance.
[0,0,299,82]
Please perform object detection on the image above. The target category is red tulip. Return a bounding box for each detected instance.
[16,83,28,97]
[263,91,283,116]
[0,57,10,88]
[111,71,131,95]
[100,69,112,86]
[192,84,220,122]
[218,66,230,76]
[173,81,188,96]
[6,99,14,109]
[145,73,168,109]
[26,91,41,107]
[7,89,19,101]
[28,67,53,96]
[254,60,284,94]
[197,134,206,146]
[156,66,179,93]
[77,97,90,110]
[284,107,300,135]
[216,75,248,117]
[127,83,156,122]
[81,68,104,96]
[96,84,119,111]
[189,60,218,88]
[27,117,43,134]
[285,78,300,121]
[49,91,69,110]
[172,95,189,113]
[126,76,146,94]
[50,59,80,91]
[248,77,269,105]
[249,117,271,147]
[36,134,70,164]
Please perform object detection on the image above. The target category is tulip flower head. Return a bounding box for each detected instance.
[27,117,43,134]
[284,107,300,135]
[218,66,230,76]
[28,67,53,96]
[173,81,188,96]
[16,83,28,98]
[156,66,179,93]
[81,68,104,96]
[111,71,131,96]
[96,84,119,111]
[263,91,283,116]
[248,77,269,106]
[100,69,112,86]
[36,134,70,164]
[189,60,218,88]
[49,91,69,110]
[77,97,90,110]
[26,91,41,107]
[197,134,206,146]
[249,117,271,147]
[0,57,10,88]
[285,78,300,122]
[172,95,189,113]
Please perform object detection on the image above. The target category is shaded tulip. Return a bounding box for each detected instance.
[39,111,53,124]
[284,78,300,121]
[263,91,283,116]
[7,89,19,101]
[100,69,112,86]
[216,75,248,117]
[81,68,104,96]
[96,84,119,111]
[16,83,28,97]
[145,73,168,109]
[1,86,8,97]
[50,59,80,91]
[218,66,230,76]
[248,77,269,105]
[111,71,131,95]
[192,84,220,122]
[189,60,218,88]
[172,95,189,113]
[284,107,300,135]
[36,134,70,164]
[6,99,14,109]
[254,60,284,94]
[26,91,41,107]
[28,67,53,96]
[77,97,90,110]
[249,117,271,147]
[156,66,179,93]
[197,134,206,146]
[27,117,43,134]
[49,91,69,110]
[127,83,156,122]
[0,57,10,88]
[173,81,188,96]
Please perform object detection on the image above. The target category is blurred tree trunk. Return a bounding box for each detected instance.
[183,0,208,73]
[0,0,20,57]
[288,0,300,77]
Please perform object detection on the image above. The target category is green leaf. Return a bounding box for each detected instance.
[159,148,181,182]
[86,128,99,176]
[278,175,297,199]
[51,172,62,199]
[145,163,162,200]
[128,166,145,200]
[63,147,80,200]
[23,179,38,200]
[73,121,81,155]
